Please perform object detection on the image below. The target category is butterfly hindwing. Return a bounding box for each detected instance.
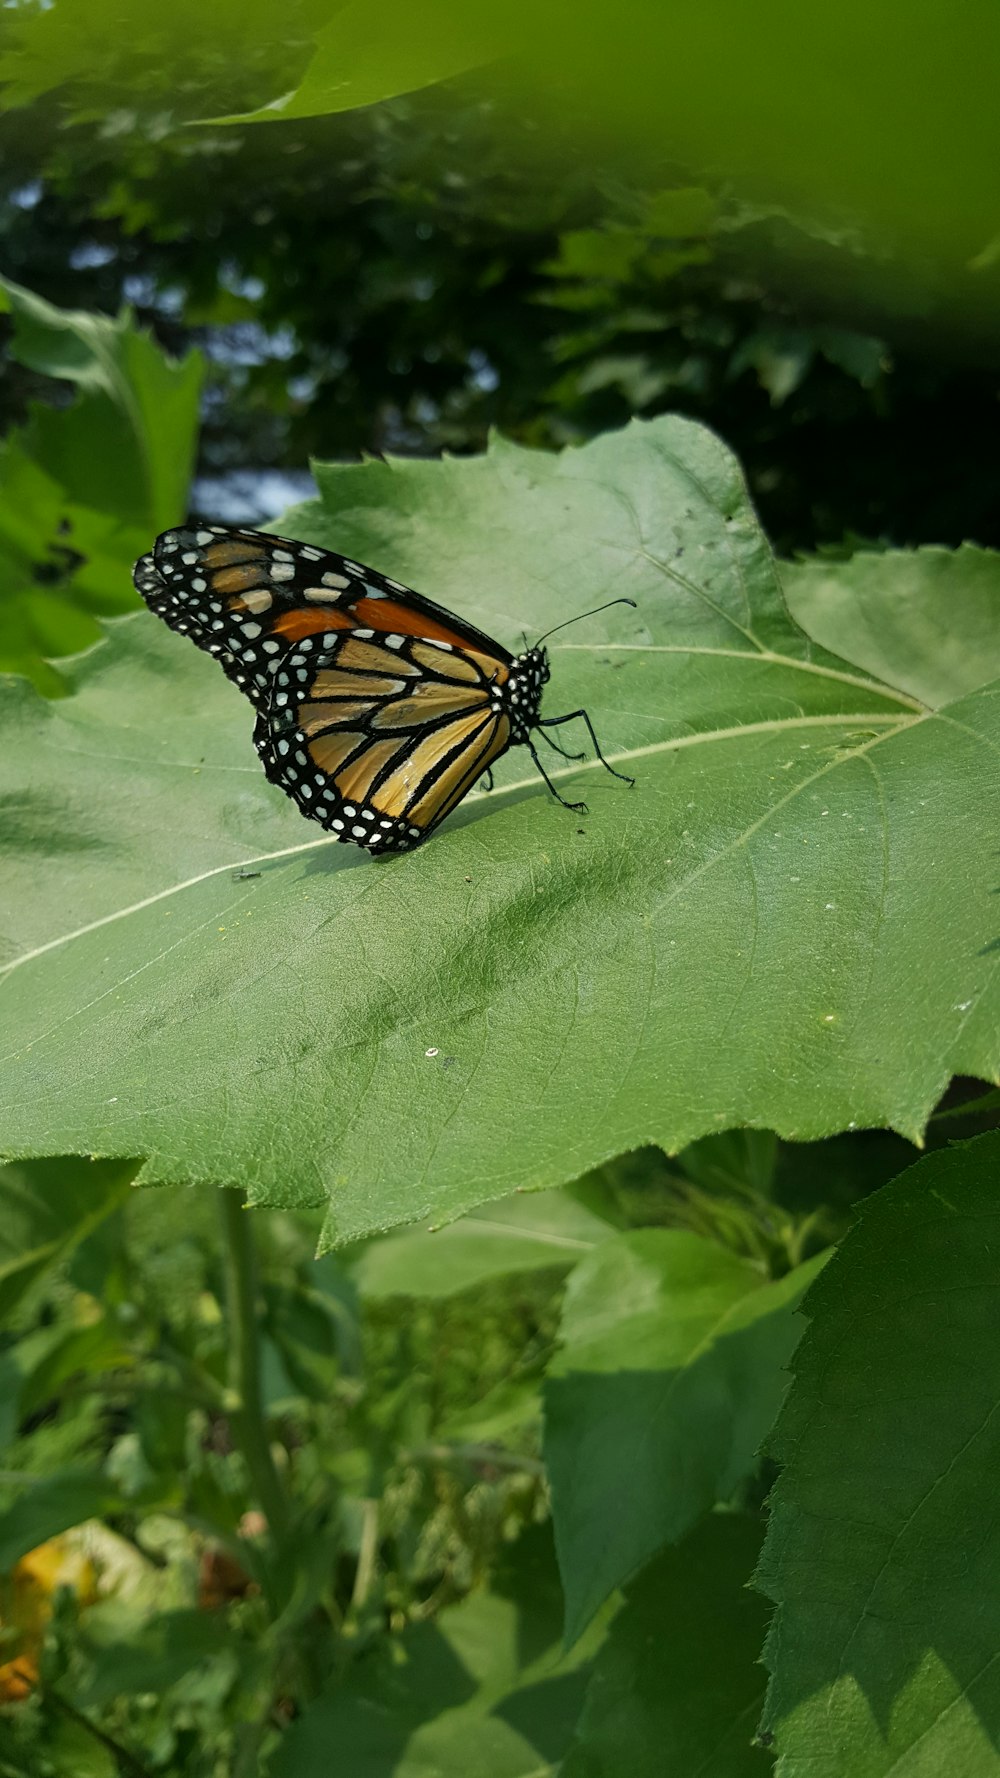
[254,627,513,853]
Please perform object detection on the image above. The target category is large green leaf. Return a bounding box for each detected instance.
[270,1525,606,1777]
[0,277,202,690]
[758,1131,1000,1776]
[544,1230,825,1642]
[197,2,1000,294]
[0,418,997,1243]
[563,1514,771,1778]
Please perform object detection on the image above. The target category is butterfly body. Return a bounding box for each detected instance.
[134,523,628,854]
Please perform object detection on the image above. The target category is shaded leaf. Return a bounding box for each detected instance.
[545,1230,825,1642]
[758,1131,1000,1776]
[77,1607,244,1706]
[564,1514,771,1778]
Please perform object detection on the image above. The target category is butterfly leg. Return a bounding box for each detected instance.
[536,725,585,762]
[525,737,588,813]
[479,767,495,792]
[538,710,635,785]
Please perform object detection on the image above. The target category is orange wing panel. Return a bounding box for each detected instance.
[272,608,355,639]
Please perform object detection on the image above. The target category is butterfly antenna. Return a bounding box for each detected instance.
[535,598,636,648]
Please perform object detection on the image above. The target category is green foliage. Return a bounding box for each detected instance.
[0,1157,135,1320]
[2,418,997,1245]
[1,12,998,1760]
[782,544,1000,709]
[758,1131,1000,1775]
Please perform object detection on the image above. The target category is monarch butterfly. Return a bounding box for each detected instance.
[133,524,634,855]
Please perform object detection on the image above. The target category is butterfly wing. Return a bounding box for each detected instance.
[133,524,512,710]
[134,524,518,853]
[255,629,513,853]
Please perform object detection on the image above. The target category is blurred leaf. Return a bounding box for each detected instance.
[270,1524,607,1777]
[17,1321,132,1423]
[0,1157,136,1319]
[352,1188,616,1300]
[563,1513,771,1778]
[758,1131,1000,1776]
[0,277,201,691]
[179,0,1000,295]
[0,419,998,1241]
[728,327,815,405]
[0,1473,125,1573]
[77,1607,243,1706]
[208,1,510,124]
[437,1373,542,1445]
[783,543,1000,708]
[0,0,315,112]
[0,275,202,534]
[545,1230,826,1642]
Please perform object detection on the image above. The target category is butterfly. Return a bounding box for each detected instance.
[133,523,634,855]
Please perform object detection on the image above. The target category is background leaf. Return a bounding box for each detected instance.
[350,1187,618,1299]
[758,1131,1000,1776]
[544,1231,825,1641]
[0,278,202,691]
[0,1472,125,1573]
[1,418,997,1242]
[0,1157,135,1320]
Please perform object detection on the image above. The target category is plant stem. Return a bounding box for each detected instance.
[217,1187,289,1541]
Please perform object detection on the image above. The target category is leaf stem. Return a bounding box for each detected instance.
[404,1442,546,1476]
[217,1188,289,1542]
